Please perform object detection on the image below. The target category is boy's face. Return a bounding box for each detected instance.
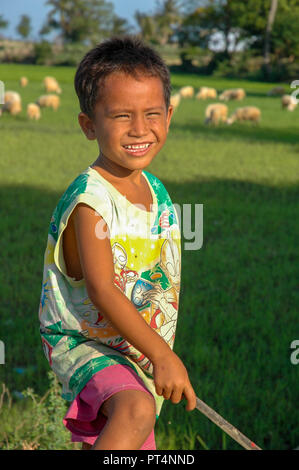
[78,71,173,175]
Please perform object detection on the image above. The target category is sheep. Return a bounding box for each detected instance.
[170,93,181,110]
[4,91,21,104]
[179,86,194,98]
[20,76,28,87]
[267,86,285,96]
[196,87,217,100]
[0,90,22,116]
[227,106,261,125]
[27,103,41,120]
[36,94,60,111]
[281,94,297,111]
[0,100,22,116]
[204,103,228,125]
[219,88,246,101]
[43,76,62,94]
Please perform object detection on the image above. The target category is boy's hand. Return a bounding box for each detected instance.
[152,351,197,411]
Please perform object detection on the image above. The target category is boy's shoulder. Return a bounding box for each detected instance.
[143,170,173,206]
[50,167,112,235]
[55,167,107,207]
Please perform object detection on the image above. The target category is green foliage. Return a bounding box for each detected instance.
[178,46,207,71]
[0,372,77,450]
[212,50,263,79]
[16,15,32,40]
[41,0,129,45]
[0,14,9,32]
[33,40,53,65]
[51,42,90,66]
[271,10,299,59]
[178,0,299,80]
[135,0,182,46]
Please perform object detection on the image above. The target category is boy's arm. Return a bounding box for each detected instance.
[72,202,196,410]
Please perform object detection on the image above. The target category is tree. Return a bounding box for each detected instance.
[135,0,182,45]
[262,0,278,78]
[271,10,299,61]
[155,0,182,44]
[180,1,299,63]
[111,15,131,36]
[0,15,9,37]
[135,12,157,43]
[16,15,32,40]
[40,0,127,44]
[178,1,247,53]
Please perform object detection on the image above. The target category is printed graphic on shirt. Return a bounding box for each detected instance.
[38,167,181,408]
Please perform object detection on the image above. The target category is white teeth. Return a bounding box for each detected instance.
[124,144,150,150]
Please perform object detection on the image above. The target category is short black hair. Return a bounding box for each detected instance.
[74,35,171,119]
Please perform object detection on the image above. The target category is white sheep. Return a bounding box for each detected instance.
[36,94,60,111]
[219,88,246,101]
[281,94,297,111]
[227,106,261,125]
[0,101,22,116]
[0,91,22,116]
[179,86,194,98]
[196,87,217,100]
[27,103,41,120]
[43,76,62,94]
[204,103,228,125]
[170,93,181,110]
[20,76,28,87]
[4,91,21,104]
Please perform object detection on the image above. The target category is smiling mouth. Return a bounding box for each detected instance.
[122,143,153,155]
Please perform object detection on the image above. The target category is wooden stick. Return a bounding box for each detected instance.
[195,396,262,450]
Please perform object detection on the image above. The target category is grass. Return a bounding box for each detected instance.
[0,63,298,450]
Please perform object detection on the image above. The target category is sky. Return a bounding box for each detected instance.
[0,0,158,40]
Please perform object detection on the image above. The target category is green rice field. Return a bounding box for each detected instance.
[0,63,298,450]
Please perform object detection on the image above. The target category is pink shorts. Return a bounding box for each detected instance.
[63,364,156,450]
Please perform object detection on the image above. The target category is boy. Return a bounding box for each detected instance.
[39,36,196,451]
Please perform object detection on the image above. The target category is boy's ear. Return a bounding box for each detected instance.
[78,112,97,140]
[166,105,174,132]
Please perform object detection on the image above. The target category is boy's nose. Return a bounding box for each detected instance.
[128,115,149,137]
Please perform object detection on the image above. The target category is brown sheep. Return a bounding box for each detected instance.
[179,86,194,98]
[267,86,285,96]
[281,94,297,111]
[196,87,217,100]
[0,91,22,116]
[205,103,228,125]
[227,106,261,125]
[20,77,28,87]
[43,76,62,94]
[27,103,41,120]
[36,94,60,111]
[219,88,246,101]
[4,91,21,104]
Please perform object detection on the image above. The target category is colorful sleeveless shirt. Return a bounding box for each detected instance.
[38,166,181,416]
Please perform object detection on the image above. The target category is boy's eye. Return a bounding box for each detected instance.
[147,112,161,117]
[115,114,129,119]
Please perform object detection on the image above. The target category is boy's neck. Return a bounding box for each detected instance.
[91,154,144,187]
